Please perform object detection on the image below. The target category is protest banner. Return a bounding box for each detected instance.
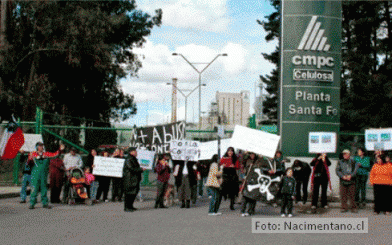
[198,138,232,160]
[365,128,392,151]
[230,125,281,159]
[92,156,125,178]
[308,132,337,153]
[130,121,186,154]
[170,140,200,161]
[20,134,43,152]
[137,149,155,170]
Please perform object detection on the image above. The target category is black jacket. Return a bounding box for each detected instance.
[123,155,143,194]
[292,160,311,182]
[279,176,296,195]
[259,157,285,177]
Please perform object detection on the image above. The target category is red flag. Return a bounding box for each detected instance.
[0,120,25,159]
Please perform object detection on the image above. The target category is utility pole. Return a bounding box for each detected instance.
[171,78,177,123]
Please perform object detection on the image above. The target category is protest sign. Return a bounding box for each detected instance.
[308,132,337,153]
[198,138,232,160]
[92,156,125,178]
[130,121,186,154]
[230,125,280,159]
[20,134,43,152]
[365,128,392,151]
[137,149,155,170]
[170,140,200,161]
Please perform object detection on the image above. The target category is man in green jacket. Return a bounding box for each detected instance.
[29,142,64,209]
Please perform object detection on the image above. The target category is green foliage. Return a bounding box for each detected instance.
[257,0,280,124]
[0,0,162,125]
[341,1,392,131]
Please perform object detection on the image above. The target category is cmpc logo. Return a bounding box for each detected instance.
[292,15,334,68]
[298,15,330,52]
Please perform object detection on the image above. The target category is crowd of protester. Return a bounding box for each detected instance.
[16,142,391,216]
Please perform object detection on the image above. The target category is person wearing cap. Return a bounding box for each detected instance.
[62,147,83,203]
[123,147,144,212]
[29,142,65,209]
[336,149,360,213]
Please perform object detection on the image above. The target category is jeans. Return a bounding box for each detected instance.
[21,174,31,201]
[355,174,368,204]
[208,187,222,213]
[281,194,294,214]
[90,181,99,200]
[198,177,209,196]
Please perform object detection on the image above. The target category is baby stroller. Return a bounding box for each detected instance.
[67,168,93,206]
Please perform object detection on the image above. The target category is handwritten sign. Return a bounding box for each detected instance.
[92,156,125,178]
[20,134,43,152]
[308,132,337,153]
[170,140,200,161]
[365,128,392,151]
[137,149,155,170]
[230,125,281,159]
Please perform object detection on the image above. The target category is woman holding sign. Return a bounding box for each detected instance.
[220,147,240,210]
[309,153,332,213]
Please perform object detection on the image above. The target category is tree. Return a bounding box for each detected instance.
[0,0,162,125]
[341,1,392,131]
[257,0,280,124]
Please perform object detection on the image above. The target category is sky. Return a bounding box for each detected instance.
[118,0,278,127]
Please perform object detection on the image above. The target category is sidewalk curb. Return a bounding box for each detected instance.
[0,192,20,199]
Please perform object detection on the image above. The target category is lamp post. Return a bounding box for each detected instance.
[172,53,227,129]
[167,80,206,124]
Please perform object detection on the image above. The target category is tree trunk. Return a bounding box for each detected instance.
[385,1,391,64]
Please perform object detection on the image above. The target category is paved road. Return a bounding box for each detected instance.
[1,191,391,245]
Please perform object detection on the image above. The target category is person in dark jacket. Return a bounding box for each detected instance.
[291,160,311,205]
[20,152,34,203]
[240,152,258,216]
[310,153,332,212]
[197,160,211,197]
[336,149,360,213]
[154,155,171,208]
[123,147,144,212]
[278,168,296,217]
[273,151,287,177]
[96,151,111,202]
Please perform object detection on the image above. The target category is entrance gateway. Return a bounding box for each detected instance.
[279,1,342,157]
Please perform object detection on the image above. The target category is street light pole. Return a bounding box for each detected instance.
[172,53,227,129]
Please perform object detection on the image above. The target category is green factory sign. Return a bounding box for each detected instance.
[279,0,342,157]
